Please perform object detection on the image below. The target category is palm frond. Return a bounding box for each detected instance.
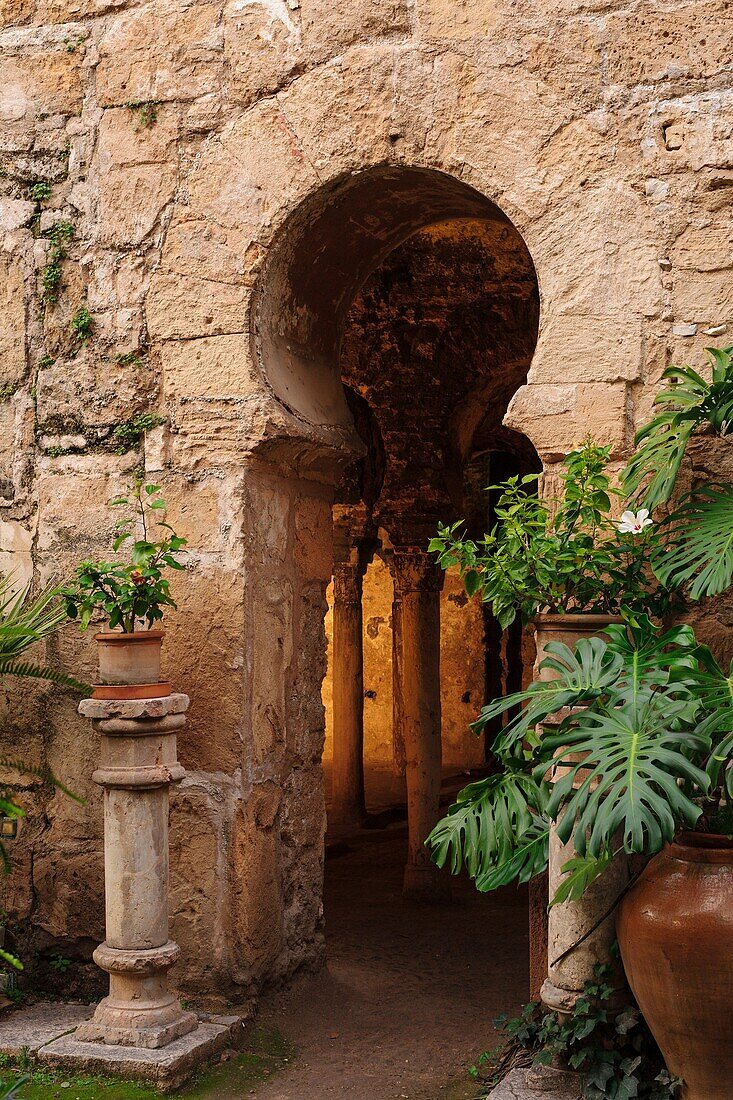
[0,660,90,695]
[0,576,67,662]
[621,346,733,508]
[0,757,84,805]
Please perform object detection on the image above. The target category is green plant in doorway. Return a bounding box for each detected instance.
[429,441,672,629]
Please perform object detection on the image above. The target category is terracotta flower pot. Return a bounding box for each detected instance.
[94,630,170,699]
[617,832,733,1100]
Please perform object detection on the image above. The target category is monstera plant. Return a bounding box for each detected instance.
[428,616,728,900]
[429,346,733,1099]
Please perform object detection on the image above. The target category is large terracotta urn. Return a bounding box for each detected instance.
[617,832,733,1100]
[531,613,624,1007]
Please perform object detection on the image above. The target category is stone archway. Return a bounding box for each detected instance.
[144,101,659,996]
[251,164,540,907]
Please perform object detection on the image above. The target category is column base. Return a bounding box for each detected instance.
[75,1002,198,1050]
[76,940,198,1049]
[540,978,579,1017]
[402,862,451,902]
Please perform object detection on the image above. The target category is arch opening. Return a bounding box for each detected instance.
[253,165,532,437]
[253,164,542,1048]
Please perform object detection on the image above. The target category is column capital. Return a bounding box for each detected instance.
[79,693,190,722]
[388,548,444,596]
[333,537,379,604]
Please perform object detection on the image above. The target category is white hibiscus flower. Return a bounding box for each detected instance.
[618,508,653,535]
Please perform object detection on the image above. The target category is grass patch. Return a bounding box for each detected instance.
[182,1026,293,1097]
[0,1070,160,1099]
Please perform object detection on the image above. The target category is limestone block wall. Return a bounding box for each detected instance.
[0,0,731,1002]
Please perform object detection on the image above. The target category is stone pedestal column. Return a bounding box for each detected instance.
[390,549,448,901]
[531,616,628,1014]
[330,554,368,832]
[75,694,198,1049]
[541,828,628,1015]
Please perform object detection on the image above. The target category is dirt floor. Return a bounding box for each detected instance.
[249,824,529,1100]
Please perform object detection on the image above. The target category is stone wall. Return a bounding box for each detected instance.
[0,0,731,1003]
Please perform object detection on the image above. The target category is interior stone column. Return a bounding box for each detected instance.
[390,548,448,901]
[75,694,198,1049]
[330,548,369,832]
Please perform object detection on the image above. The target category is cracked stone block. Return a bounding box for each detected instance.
[0,1003,93,1054]
[39,1017,242,1092]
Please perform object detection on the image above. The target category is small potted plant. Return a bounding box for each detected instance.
[63,481,187,698]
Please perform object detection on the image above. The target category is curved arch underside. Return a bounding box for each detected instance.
[254,165,538,434]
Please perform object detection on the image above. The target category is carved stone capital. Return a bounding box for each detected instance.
[388,548,444,596]
[333,560,364,606]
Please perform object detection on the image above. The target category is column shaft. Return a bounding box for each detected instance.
[391,550,448,901]
[75,694,197,1050]
[330,560,367,831]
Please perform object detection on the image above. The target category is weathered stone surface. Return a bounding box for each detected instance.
[147,274,249,340]
[416,0,498,40]
[161,334,257,399]
[99,164,178,247]
[2,0,732,1015]
[95,1,222,105]
[0,256,26,384]
[601,2,731,88]
[223,0,300,107]
[40,1016,240,1090]
[97,105,179,169]
[505,382,630,461]
[528,315,644,385]
[0,1003,93,1054]
[488,1066,582,1099]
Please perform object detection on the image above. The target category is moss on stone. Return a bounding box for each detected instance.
[1,1027,292,1098]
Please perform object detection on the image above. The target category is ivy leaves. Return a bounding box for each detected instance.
[490,962,681,1100]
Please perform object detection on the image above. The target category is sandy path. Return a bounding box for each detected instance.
[252,828,528,1100]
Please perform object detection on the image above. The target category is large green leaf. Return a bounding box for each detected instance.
[427,771,550,891]
[550,849,614,908]
[542,690,709,858]
[653,485,733,599]
[621,347,733,508]
[601,615,698,696]
[477,638,624,760]
[689,646,733,795]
